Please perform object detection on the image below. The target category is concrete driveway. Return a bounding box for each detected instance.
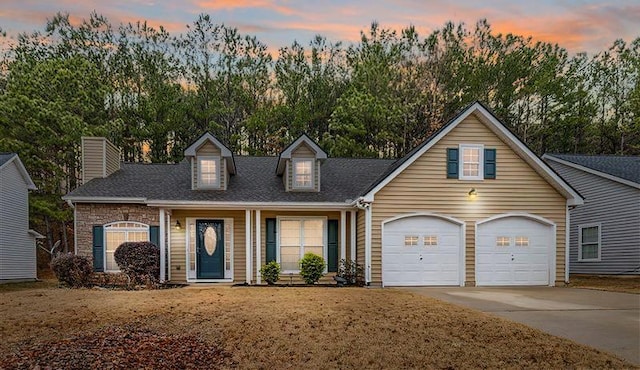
[400,287,640,365]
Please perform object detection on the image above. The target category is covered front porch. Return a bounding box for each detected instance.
[155,205,360,284]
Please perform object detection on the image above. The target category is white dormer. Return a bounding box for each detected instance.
[276,134,327,192]
[184,133,236,190]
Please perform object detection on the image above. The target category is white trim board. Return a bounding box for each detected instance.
[543,154,640,190]
[362,102,583,206]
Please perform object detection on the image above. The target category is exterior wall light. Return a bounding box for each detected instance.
[175,220,182,230]
[468,188,477,199]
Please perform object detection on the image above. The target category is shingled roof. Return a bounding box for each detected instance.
[547,154,640,185]
[0,153,17,167]
[65,157,395,204]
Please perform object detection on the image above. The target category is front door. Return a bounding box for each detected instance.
[196,220,225,279]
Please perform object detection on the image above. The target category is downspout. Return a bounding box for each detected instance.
[354,197,372,285]
[565,202,573,284]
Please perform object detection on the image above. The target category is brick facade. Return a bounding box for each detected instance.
[75,203,159,261]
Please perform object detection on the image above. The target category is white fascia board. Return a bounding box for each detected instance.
[362,102,583,206]
[28,229,45,238]
[1,155,37,190]
[62,196,147,203]
[543,154,640,190]
[362,103,479,200]
[145,201,354,210]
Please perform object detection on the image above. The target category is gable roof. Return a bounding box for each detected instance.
[0,153,36,190]
[276,133,328,175]
[361,101,584,206]
[543,154,640,189]
[183,132,236,174]
[64,157,395,206]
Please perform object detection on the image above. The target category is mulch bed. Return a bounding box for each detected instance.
[0,325,233,369]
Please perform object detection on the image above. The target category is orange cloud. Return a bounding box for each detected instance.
[195,0,298,16]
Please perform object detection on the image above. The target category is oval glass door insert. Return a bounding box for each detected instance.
[204,226,217,256]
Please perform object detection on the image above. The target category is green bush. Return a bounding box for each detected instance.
[50,253,93,288]
[114,241,160,287]
[337,259,365,286]
[260,261,281,285]
[299,253,325,284]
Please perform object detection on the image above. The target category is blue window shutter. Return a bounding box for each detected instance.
[266,218,277,263]
[484,149,496,179]
[149,226,160,247]
[92,225,104,272]
[328,220,338,273]
[447,148,459,179]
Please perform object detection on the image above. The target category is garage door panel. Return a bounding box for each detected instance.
[383,215,462,286]
[476,216,553,286]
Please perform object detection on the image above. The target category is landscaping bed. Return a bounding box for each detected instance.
[0,286,635,369]
[569,275,640,294]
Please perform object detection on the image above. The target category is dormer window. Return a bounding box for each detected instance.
[198,156,220,188]
[293,158,313,189]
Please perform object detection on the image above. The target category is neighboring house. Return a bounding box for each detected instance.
[63,102,583,287]
[543,154,640,275]
[0,153,43,282]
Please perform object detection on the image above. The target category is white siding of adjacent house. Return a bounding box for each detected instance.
[548,161,640,275]
[0,160,36,280]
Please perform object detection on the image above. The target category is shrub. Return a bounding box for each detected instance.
[114,241,160,287]
[260,261,281,285]
[50,253,93,288]
[299,253,325,284]
[337,259,365,286]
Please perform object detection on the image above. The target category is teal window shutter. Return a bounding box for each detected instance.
[149,226,160,247]
[92,225,104,272]
[266,218,277,263]
[328,220,338,273]
[484,149,496,179]
[447,148,459,179]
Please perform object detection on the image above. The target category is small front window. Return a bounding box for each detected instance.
[404,236,419,246]
[496,236,510,247]
[198,157,220,188]
[579,225,600,261]
[279,218,325,271]
[459,144,484,180]
[104,222,149,272]
[293,159,313,188]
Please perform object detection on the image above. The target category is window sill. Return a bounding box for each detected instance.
[577,258,601,262]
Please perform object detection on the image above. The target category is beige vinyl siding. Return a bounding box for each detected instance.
[372,113,567,285]
[169,210,246,283]
[81,137,106,184]
[257,211,342,283]
[104,140,120,176]
[356,210,365,266]
[192,142,225,190]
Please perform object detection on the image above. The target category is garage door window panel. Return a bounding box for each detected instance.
[579,224,600,261]
[496,236,510,247]
[423,235,438,246]
[404,236,419,246]
[515,236,529,247]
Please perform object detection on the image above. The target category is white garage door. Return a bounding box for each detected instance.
[476,215,554,286]
[382,215,463,286]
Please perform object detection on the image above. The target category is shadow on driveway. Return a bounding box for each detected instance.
[399,286,640,365]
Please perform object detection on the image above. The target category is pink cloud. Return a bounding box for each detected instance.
[194,0,298,16]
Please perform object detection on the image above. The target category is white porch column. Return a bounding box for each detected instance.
[350,210,356,261]
[255,209,262,284]
[245,209,252,284]
[159,208,166,283]
[340,210,347,262]
[365,205,372,284]
[166,211,171,281]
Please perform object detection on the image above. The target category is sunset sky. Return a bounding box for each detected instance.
[1,0,638,55]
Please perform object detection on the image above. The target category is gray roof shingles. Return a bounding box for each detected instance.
[0,153,17,167]
[550,154,640,185]
[66,157,396,203]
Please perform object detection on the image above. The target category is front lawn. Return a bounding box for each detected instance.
[0,286,633,369]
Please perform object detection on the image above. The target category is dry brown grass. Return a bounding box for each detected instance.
[569,275,640,294]
[0,286,636,369]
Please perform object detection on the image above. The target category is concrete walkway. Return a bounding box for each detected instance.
[400,287,640,365]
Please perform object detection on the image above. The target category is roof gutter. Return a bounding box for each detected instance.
[62,196,148,204]
[145,200,354,210]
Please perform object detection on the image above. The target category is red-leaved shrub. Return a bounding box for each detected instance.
[114,241,160,287]
[50,253,93,288]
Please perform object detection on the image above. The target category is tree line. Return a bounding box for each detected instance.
[0,13,638,251]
